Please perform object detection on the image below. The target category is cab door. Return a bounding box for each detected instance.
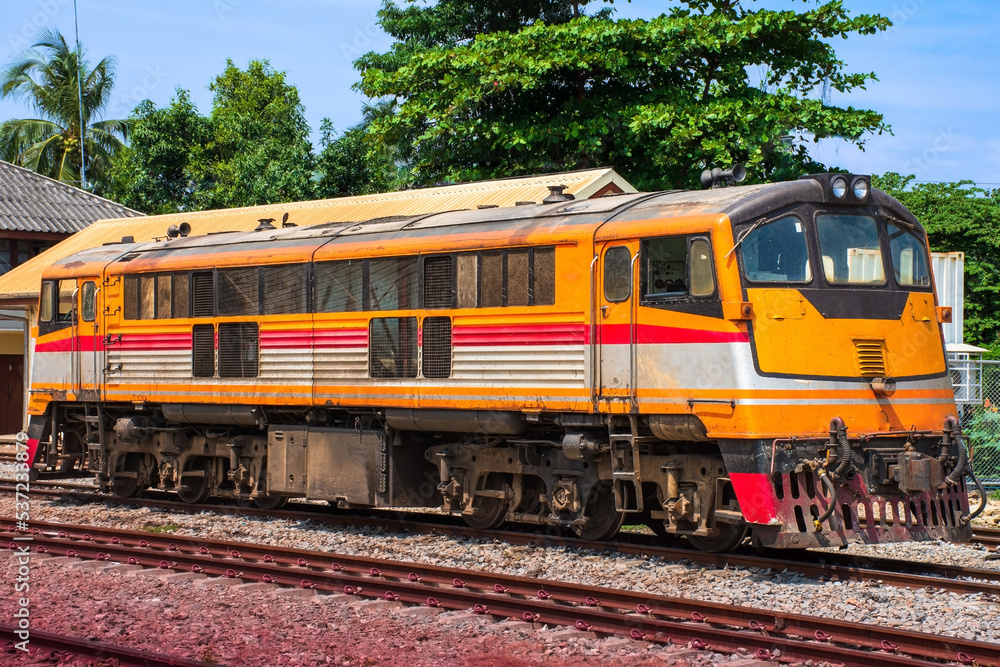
[74,278,103,400]
[595,242,638,411]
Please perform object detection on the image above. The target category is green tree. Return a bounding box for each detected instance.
[107,89,211,214]
[316,100,406,197]
[357,0,889,190]
[875,173,1000,350]
[194,59,315,209]
[0,28,128,192]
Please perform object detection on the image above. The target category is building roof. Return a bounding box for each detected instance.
[0,160,142,234]
[0,168,634,303]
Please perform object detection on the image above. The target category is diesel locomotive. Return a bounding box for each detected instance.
[22,172,980,552]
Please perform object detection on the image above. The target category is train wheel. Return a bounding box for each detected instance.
[56,428,86,474]
[463,473,509,530]
[111,454,142,498]
[253,495,288,510]
[573,482,625,541]
[177,458,212,504]
[686,523,749,553]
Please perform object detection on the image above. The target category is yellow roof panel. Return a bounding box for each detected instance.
[0,168,634,302]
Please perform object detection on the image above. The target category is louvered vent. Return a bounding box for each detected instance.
[192,325,215,377]
[192,271,214,317]
[422,317,452,379]
[219,323,259,378]
[854,340,886,377]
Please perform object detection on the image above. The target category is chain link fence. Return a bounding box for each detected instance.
[951,356,1000,489]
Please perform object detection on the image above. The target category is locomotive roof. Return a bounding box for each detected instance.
[41,177,922,278]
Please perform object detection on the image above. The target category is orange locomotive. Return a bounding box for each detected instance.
[23,173,980,551]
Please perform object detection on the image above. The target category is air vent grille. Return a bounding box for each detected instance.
[219,322,259,378]
[192,325,215,377]
[854,340,886,377]
[422,317,452,379]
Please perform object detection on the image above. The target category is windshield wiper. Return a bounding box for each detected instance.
[725,217,767,259]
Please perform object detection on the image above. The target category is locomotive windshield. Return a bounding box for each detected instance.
[737,212,931,290]
[816,214,884,284]
[740,215,811,283]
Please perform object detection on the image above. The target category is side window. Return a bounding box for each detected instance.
[370,317,418,378]
[156,273,172,319]
[604,246,632,302]
[81,281,96,322]
[456,253,478,308]
[139,275,155,320]
[642,235,717,299]
[218,268,259,317]
[219,323,259,378]
[262,264,309,315]
[124,275,139,320]
[315,260,363,312]
[689,238,716,297]
[369,258,418,311]
[475,247,557,308]
[39,281,54,322]
[57,279,76,322]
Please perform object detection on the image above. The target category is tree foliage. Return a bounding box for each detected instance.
[196,59,315,209]
[108,60,316,213]
[357,0,890,189]
[108,90,210,214]
[315,100,404,198]
[0,28,128,192]
[875,173,1000,350]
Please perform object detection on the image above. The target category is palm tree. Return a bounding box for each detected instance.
[0,28,128,192]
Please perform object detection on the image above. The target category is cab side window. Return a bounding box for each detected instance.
[641,234,721,316]
[81,281,96,322]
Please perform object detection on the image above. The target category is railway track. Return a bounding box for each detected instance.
[0,623,211,667]
[5,481,1000,600]
[7,517,1000,666]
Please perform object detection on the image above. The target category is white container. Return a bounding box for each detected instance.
[931,252,964,346]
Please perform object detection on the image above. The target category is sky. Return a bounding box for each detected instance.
[0,0,997,187]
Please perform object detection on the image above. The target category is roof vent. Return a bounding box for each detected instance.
[542,185,575,204]
[255,218,276,232]
[121,235,135,244]
[477,204,499,209]
[515,201,535,206]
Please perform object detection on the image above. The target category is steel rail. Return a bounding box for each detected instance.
[0,623,212,666]
[6,518,999,666]
[5,484,1000,599]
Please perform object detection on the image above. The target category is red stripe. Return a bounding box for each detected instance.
[453,324,586,347]
[728,472,780,524]
[118,333,192,351]
[261,328,369,349]
[599,324,749,345]
[35,336,106,352]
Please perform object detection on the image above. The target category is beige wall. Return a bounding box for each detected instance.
[0,330,21,355]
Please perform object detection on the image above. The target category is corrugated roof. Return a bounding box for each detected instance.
[0,160,142,234]
[0,168,634,302]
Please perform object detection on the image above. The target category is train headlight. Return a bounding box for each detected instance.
[852,177,870,201]
[830,176,848,200]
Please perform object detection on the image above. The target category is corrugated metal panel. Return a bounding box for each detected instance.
[931,251,964,346]
[0,168,634,301]
[0,160,141,234]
